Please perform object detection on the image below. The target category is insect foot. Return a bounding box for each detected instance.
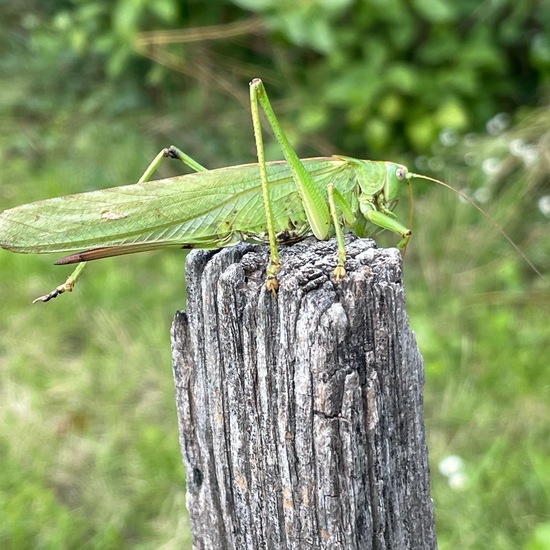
[33,278,75,304]
[265,261,281,295]
[32,262,86,304]
[333,265,346,282]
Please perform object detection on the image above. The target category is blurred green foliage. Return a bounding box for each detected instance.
[1,1,549,549]
[4,0,550,159]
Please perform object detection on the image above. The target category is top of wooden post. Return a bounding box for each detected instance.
[172,237,436,550]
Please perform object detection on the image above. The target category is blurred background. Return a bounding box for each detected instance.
[1,1,549,548]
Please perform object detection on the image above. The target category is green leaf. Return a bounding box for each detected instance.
[406,116,437,150]
[411,0,457,23]
[232,0,275,10]
[280,11,335,53]
[385,63,418,94]
[435,99,469,130]
[318,0,354,11]
[149,0,178,22]
[525,522,550,550]
[377,93,404,121]
[364,117,391,150]
[531,33,550,68]
[324,65,384,108]
[460,27,504,71]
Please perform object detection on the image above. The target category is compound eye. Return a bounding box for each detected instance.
[395,167,406,181]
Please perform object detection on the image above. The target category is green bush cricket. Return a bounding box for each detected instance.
[0,79,542,302]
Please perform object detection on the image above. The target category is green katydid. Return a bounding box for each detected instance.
[0,79,542,302]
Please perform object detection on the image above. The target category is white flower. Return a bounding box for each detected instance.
[438,455,464,476]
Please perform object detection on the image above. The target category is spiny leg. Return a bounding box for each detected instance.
[162,145,207,175]
[363,208,412,251]
[327,184,346,280]
[33,146,207,303]
[249,82,281,293]
[327,184,358,281]
[250,79,331,240]
[249,78,334,291]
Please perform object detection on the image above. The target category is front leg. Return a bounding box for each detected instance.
[327,184,358,281]
[364,208,412,251]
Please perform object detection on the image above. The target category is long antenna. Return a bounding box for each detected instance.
[408,172,545,281]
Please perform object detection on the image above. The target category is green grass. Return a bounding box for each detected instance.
[0,127,193,549]
[1,98,549,550]
[408,277,550,549]
[404,174,550,547]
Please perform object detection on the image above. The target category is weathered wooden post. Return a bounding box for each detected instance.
[171,236,436,549]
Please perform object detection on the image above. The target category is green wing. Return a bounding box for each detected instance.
[0,157,355,260]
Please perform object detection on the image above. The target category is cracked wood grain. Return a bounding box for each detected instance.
[171,236,436,550]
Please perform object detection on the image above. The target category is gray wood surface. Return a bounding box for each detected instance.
[171,236,436,549]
